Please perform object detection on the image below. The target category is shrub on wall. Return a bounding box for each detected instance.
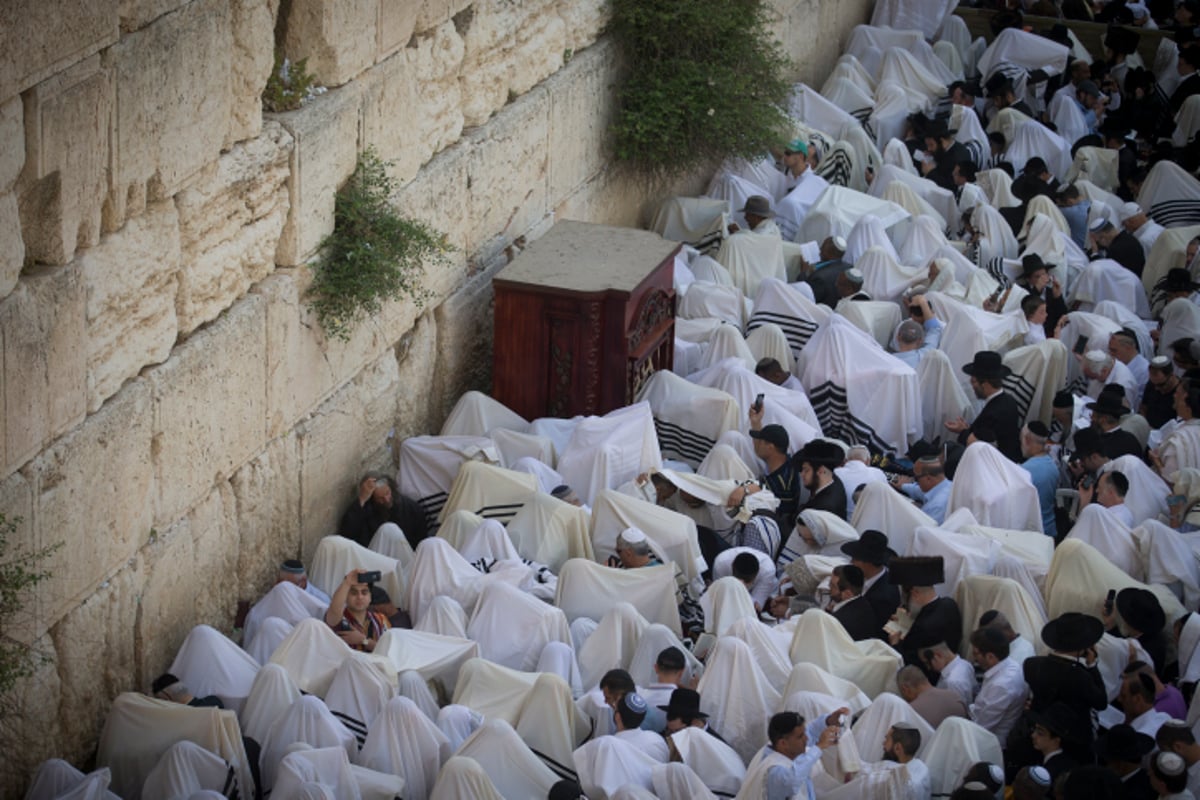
[610,0,794,177]
[0,514,58,700]
[307,148,452,342]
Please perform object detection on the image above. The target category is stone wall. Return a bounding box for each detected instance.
[0,0,872,789]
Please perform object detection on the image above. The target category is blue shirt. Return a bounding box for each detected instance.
[1021,454,1059,537]
[894,318,944,369]
[901,477,953,524]
[764,717,829,800]
[1060,200,1091,250]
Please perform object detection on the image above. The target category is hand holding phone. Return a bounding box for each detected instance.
[753,393,764,413]
[357,570,382,584]
[1103,589,1116,616]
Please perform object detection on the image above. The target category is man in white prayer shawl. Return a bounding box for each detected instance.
[737,707,848,800]
[613,692,670,763]
[776,139,830,243]
[715,196,787,299]
[278,558,331,606]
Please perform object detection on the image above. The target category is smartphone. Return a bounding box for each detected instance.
[358,570,382,584]
[1073,335,1089,355]
[753,393,764,413]
[1104,589,1116,615]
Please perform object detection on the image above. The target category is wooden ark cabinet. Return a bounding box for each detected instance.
[492,221,680,420]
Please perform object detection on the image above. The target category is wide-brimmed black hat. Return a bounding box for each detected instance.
[888,556,945,587]
[1086,384,1129,418]
[657,687,708,720]
[1020,254,1049,279]
[1029,702,1085,742]
[739,195,775,219]
[984,73,1013,98]
[1158,267,1200,293]
[1041,612,1104,652]
[1116,588,1166,635]
[795,439,845,468]
[962,351,1012,380]
[924,118,955,140]
[841,530,896,566]
[1094,723,1155,762]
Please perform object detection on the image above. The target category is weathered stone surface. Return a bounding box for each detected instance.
[0,97,24,189]
[414,0,473,34]
[0,640,64,788]
[297,349,401,553]
[1,97,27,297]
[394,311,442,441]
[0,471,37,639]
[106,0,233,222]
[391,137,471,254]
[775,0,873,86]
[30,379,155,624]
[17,56,112,265]
[546,41,616,209]
[558,0,609,52]
[284,0,377,87]
[458,0,564,127]
[428,270,495,421]
[232,432,301,601]
[554,166,647,231]
[229,0,278,143]
[118,0,191,32]
[272,83,362,266]
[138,484,239,680]
[377,0,421,61]
[362,21,464,184]
[0,194,23,299]
[0,0,117,103]
[0,267,87,475]
[150,295,267,527]
[79,202,180,412]
[175,122,292,335]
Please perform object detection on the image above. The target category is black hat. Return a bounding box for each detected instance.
[925,118,954,140]
[985,73,1013,98]
[1104,25,1141,56]
[1020,254,1049,279]
[1098,117,1132,141]
[907,439,941,461]
[1044,23,1071,46]
[1072,426,1103,458]
[1094,723,1155,762]
[1158,267,1200,293]
[1053,389,1075,409]
[887,556,945,586]
[962,351,1012,380]
[750,424,789,453]
[739,195,775,219]
[795,439,844,468]
[657,687,708,720]
[1029,702,1084,742]
[1041,612,1104,652]
[1086,384,1129,418]
[1116,588,1166,635]
[841,530,897,566]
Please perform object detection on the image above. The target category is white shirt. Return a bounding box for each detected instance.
[712,547,780,609]
[776,170,829,242]
[615,728,670,763]
[905,758,931,800]
[1127,353,1150,403]
[1007,635,1035,666]
[938,655,977,709]
[782,374,804,392]
[1087,359,1138,411]
[1128,707,1173,738]
[1103,502,1135,529]
[834,461,889,517]
[1133,219,1165,254]
[970,657,1027,744]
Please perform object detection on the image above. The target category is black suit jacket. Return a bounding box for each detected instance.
[862,571,901,633]
[803,261,851,308]
[833,596,881,641]
[1043,752,1078,784]
[1105,230,1146,277]
[900,596,964,667]
[799,474,848,520]
[1100,428,1143,460]
[960,390,1023,463]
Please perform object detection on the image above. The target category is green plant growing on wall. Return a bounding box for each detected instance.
[610,0,794,178]
[262,51,319,113]
[0,514,59,699]
[307,148,451,342]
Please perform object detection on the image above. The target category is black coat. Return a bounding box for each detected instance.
[1024,655,1108,716]
[1171,72,1200,117]
[899,596,964,667]
[803,261,851,308]
[798,474,848,520]
[339,493,430,549]
[960,390,1023,463]
[1104,230,1146,277]
[1100,428,1143,460]
[927,141,973,192]
[833,596,882,641]
[862,571,902,633]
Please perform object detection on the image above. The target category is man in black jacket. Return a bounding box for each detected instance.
[945,351,1023,462]
[887,557,963,671]
[841,530,900,637]
[793,439,849,520]
[827,564,879,641]
[339,473,430,549]
[1016,254,1068,336]
[920,119,973,192]
[1088,218,1146,277]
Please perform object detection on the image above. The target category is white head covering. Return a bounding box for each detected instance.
[536,640,584,698]
[260,695,357,792]
[243,581,326,652]
[467,579,572,671]
[699,577,758,637]
[324,656,396,747]
[845,214,901,266]
[239,663,300,745]
[782,661,873,714]
[271,747,361,800]
[651,762,719,800]
[436,705,484,754]
[668,727,748,797]
[141,741,235,800]
[627,622,703,688]
[696,636,782,763]
[573,736,660,800]
[357,696,450,800]
[724,616,793,687]
[454,719,560,800]
[397,669,441,723]
[922,717,1004,798]
[576,602,649,690]
[406,537,488,622]
[428,756,503,800]
[1063,503,1140,579]
[414,594,469,639]
[851,691,935,760]
[947,442,1043,533]
[785,611,903,700]
[24,760,119,800]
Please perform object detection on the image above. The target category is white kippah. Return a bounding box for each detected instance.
[1028,765,1051,786]
[988,764,1004,785]
[833,236,848,251]
[620,527,647,544]
[1118,201,1143,222]
[1084,349,1110,364]
[1088,216,1109,232]
[1158,751,1187,777]
[846,268,864,284]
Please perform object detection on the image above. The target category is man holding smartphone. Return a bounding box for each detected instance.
[324,568,390,652]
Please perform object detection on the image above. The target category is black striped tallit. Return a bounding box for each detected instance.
[653,418,716,466]
[1002,371,1036,422]
[984,256,1011,288]
[473,501,526,524]
[806,380,897,457]
[816,149,854,187]
[332,710,369,748]
[746,311,819,361]
[1149,199,1200,227]
[418,491,448,528]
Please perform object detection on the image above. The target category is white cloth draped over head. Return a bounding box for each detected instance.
[977,169,1022,210]
[243,581,326,654]
[799,186,910,245]
[915,349,976,445]
[439,390,529,438]
[439,459,538,526]
[745,321,795,372]
[978,28,1069,83]
[591,488,706,582]
[1100,456,1170,527]
[782,662,873,715]
[24,759,120,800]
[1092,301,1154,363]
[900,214,952,267]
[1159,298,1200,358]
[489,426,559,473]
[1000,339,1068,427]
[141,740,236,800]
[436,705,483,753]
[1044,539,1186,623]
[1134,519,1200,610]
[780,508,862,563]
[1139,160,1200,228]
[850,482,936,554]
[785,610,902,699]
[167,624,260,716]
[573,736,660,800]
[271,746,361,800]
[374,628,479,695]
[260,695,357,792]
[933,40,964,81]
[698,441,757,483]
[466,580,571,671]
[627,622,703,688]
[405,537,492,623]
[845,26,930,78]
[676,281,748,328]
[1064,504,1140,579]
[652,762,719,800]
[537,640,584,698]
[270,620,390,700]
[845,213,900,267]
[725,616,794,687]
[687,357,823,447]
[954,574,1048,656]
[1070,259,1152,318]
[414,594,468,638]
[851,692,934,760]
[428,756,502,800]
[324,656,397,746]
[556,558,681,635]
[796,315,921,455]
[455,718,562,800]
[398,434,501,523]
[948,443,1043,533]
[855,245,928,302]
[506,455,562,493]
[505,492,594,572]
[650,196,729,252]
[878,47,949,105]
[870,1,958,38]
[669,727,748,798]
[367,522,415,569]
[922,717,1004,798]
[910,523,1002,598]
[714,227,788,300]
[882,138,917,174]
[697,636,783,763]
[357,697,449,800]
[309,535,405,612]
[576,602,648,690]
[1007,121,1071,181]
[700,577,760,637]
[555,402,663,507]
[707,172,773,230]
[822,75,875,119]
[1179,614,1200,685]
[713,156,790,202]
[973,205,1020,265]
[748,278,831,364]
[456,518,522,563]
[881,181,948,234]
[240,663,301,745]
[637,368,741,468]
[787,83,861,141]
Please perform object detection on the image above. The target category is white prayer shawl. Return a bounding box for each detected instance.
[954,574,1048,657]
[1139,160,1200,228]
[829,54,878,94]
[1066,146,1120,195]
[414,595,468,638]
[700,577,760,637]
[959,526,1052,600]
[458,518,522,563]
[873,79,927,147]
[937,13,972,58]
[439,390,528,437]
[799,186,910,245]
[374,629,479,696]
[786,611,902,699]
[823,76,876,120]
[841,123,886,187]
[268,618,393,698]
[948,442,1043,532]
[436,705,482,754]
[910,525,1002,598]
[676,281,748,328]
[491,428,557,470]
[1101,455,1170,527]
[698,637,783,763]
[1096,632,1155,701]
[367,522,415,569]
[714,156,790,203]
[978,28,1069,85]
[736,746,808,800]
[652,762,719,800]
[1135,519,1200,610]
[780,508,862,564]
[167,625,260,716]
[591,488,706,583]
[140,741,234,800]
[856,245,927,302]
[977,168,1023,212]
[1021,197,1070,242]
[916,348,975,444]
[556,402,663,507]
[528,417,583,462]
[398,434,500,525]
[428,757,502,800]
[675,316,725,345]
[851,692,935,761]
[707,172,774,231]
[272,747,361,800]
[1093,301,1155,364]
[924,292,1027,390]
[883,138,917,175]
[397,670,441,724]
[845,27,927,78]
[357,697,448,800]
[696,323,757,374]
[882,181,948,235]
[650,196,729,253]
[404,537,489,622]
[505,492,594,572]
[973,205,1019,264]
[515,673,593,781]
[787,83,861,141]
[261,696,357,792]
[627,622,703,689]
[1007,121,1071,181]
[879,47,949,105]
[723,616,793,688]
[934,40,965,82]
[1177,94,1200,149]
[1057,312,1122,389]
[467,580,571,671]
[556,558,681,636]
[573,737,659,800]
[667,727,747,798]
[687,357,823,448]
[705,435,763,482]
[748,278,831,363]
[310,535,405,612]
[783,690,864,780]
[850,482,936,555]
[1181,614,1200,686]
[243,581,326,654]
[24,760,119,800]
[1002,339,1069,426]
[900,215,952,267]
[1044,539,1186,623]
[1160,298,1200,359]
[797,315,922,455]
[439,459,538,527]
[1067,503,1142,578]
[922,717,1004,798]
[835,299,904,349]
[745,321,795,372]
[1048,91,1091,154]
[714,230,788,301]
[454,719,562,800]
[1070,258,1152,318]
[776,171,831,242]
[324,657,397,747]
[782,663,873,715]
[240,663,301,745]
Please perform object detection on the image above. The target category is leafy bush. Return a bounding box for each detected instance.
[307,148,451,341]
[0,514,58,698]
[610,0,794,177]
[262,51,319,113]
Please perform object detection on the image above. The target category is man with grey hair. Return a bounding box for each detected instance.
[1019,421,1060,538]
[892,294,943,370]
[608,527,660,569]
[1081,349,1138,410]
[834,445,888,517]
[1118,201,1164,256]
[277,558,331,605]
[896,456,953,524]
[896,664,969,728]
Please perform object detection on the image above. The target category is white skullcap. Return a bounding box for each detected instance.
[833,236,847,251]
[845,268,864,284]
[1117,201,1143,222]
[1028,765,1051,786]
[619,527,647,544]
[1088,216,1110,232]
[1157,751,1187,777]
[1084,349,1111,365]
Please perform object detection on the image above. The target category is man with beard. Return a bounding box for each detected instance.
[793,439,848,520]
[945,351,1022,462]
[883,724,929,800]
[887,557,964,678]
[920,119,973,192]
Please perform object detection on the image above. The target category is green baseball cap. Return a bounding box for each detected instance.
[785,138,808,156]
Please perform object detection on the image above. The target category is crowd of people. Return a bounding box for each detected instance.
[22,0,1200,799]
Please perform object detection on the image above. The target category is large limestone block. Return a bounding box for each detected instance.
[175,122,293,335]
[554,167,647,230]
[30,379,155,625]
[464,87,551,260]
[377,0,421,61]
[232,432,301,600]
[79,202,180,412]
[458,0,564,127]
[393,312,441,441]
[0,267,87,475]
[138,485,239,678]
[229,0,278,143]
[428,271,496,418]
[0,640,65,788]
[391,138,471,254]
[546,41,617,207]
[272,83,363,266]
[0,0,117,103]
[150,295,268,527]
[0,193,23,299]
[106,0,233,223]
[414,0,473,33]
[297,349,401,551]
[119,0,192,33]
[0,472,36,639]
[17,56,112,265]
[557,0,609,52]
[362,21,465,184]
[284,0,378,87]
[0,97,24,189]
